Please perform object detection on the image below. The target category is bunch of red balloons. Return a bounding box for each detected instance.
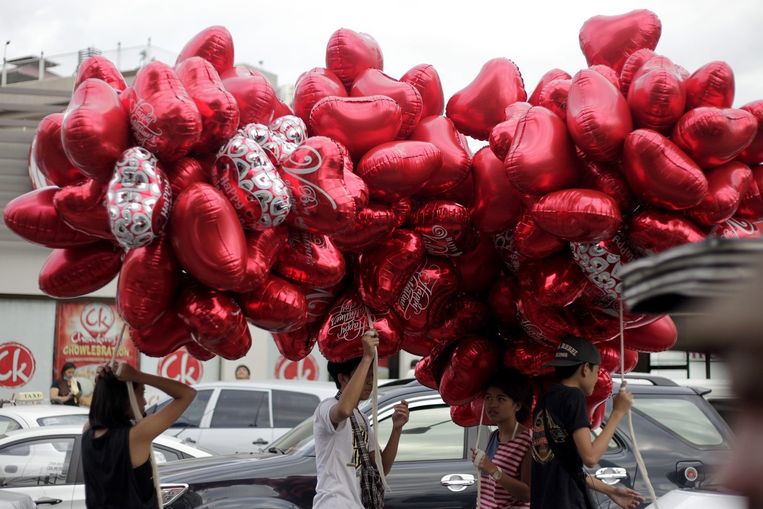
[5,11,763,424]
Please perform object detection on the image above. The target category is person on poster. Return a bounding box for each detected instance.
[50,362,90,407]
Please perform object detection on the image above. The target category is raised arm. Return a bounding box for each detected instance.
[329,332,378,427]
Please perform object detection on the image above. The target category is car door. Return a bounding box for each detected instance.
[270,390,322,445]
[0,435,78,508]
[158,388,214,449]
[374,396,478,509]
[201,388,273,454]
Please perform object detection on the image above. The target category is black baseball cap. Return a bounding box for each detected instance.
[545,337,602,367]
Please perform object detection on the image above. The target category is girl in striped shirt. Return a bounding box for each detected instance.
[472,369,533,509]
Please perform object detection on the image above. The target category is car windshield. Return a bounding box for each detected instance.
[267,415,315,454]
[37,415,88,426]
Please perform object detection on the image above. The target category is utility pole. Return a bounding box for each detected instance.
[1,40,10,87]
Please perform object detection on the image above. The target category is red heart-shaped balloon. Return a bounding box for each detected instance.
[117,237,179,329]
[590,65,621,90]
[618,349,640,374]
[516,291,573,348]
[412,200,478,257]
[32,114,84,187]
[175,56,240,154]
[567,69,632,162]
[537,78,571,120]
[166,157,209,197]
[623,315,677,352]
[414,355,440,389]
[623,129,708,210]
[234,226,288,293]
[280,136,356,234]
[521,253,587,308]
[739,101,763,166]
[271,327,318,362]
[736,164,763,221]
[599,343,622,373]
[275,230,346,288]
[689,161,753,225]
[489,102,532,161]
[295,282,343,325]
[129,62,202,162]
[62,79,130,183]
[409,116,472,197]
[130,311,193,358]
[627,56,686,133]
[711,217,761,240]
[587,370,613,418]
[176,25,234,76]
[529,69,571,106]
[505,106,580,195]
[571,231,637,308]
[356,141,441,202]
[221,65,277,126]
[4,187,96,247]
[170,183,247,291]
[452,235,501,294]
[331,200,407,252]
[446,58,527,140]
[75,56,127,91]
[532,189,622,242]
[509,211,568,260]
[293,68,347,124]
[488,274,519,326]
[672,107,757,169]
[439,336,501,405]
[471,147,523,234]
[53,179,112,240]
[401,64,445,118]
[185,341,215,361]
[628,209,705,255]
[579,9,662,72]
[325,28,383,89]
[393,257,459,334]
[503,338,555,377]
[685,61,735,109]
[343,169,370,212]
[578,157,633,211]
[351,69,423,138]
[358,229,425,312]
[309,96,401,160]
[39,242,122,298]
[618,48,655,95]
[239,274,308,332]
[427,297,488,346]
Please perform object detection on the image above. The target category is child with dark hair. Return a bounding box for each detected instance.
[313,331,409,509]
[81,362,196,509]
[531,337,642,509]
[472,368,533,508]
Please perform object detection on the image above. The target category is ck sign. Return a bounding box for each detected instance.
[158,349,203,386]
[0,342,36,388]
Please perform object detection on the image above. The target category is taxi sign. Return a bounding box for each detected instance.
[14,391,44,404]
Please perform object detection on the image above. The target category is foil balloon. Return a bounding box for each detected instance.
[270,115,308,146]
[689,161,753,225]
[393,257,459,334]
[523,253,587,308]
[325,28,384,89]
[292,68,347,124]
[53,179,112,240]
[739,101,763,165]
[589,403,606,430]
[489,102,532,161]
[166,157,208,197]
[579,9,662,72]
[175,56,240,154]
[737,165,763,221]
[628,209,705,255]
[272,327,318,362]
[170,183,247,291]
[578,157,633,212]
[414,355,439,389]
[39,242,122,298]
[471,147,523,234]
[75,56,127,91]
[275,230,346,288]
[212,134,291,230]
[185,341,215,362]
[618,348,640,374]
[685,61,735,109]
[452,235,501,294]
[409,116,472,198]
[62,78,130,183]
[298,282,343,325]
[273,99,293,119]
[358,229,425,312]
[221,66,277,126]
[537,79,571,120]
[571,231,636,309]
[505,106,580,195]
[672,107,757,169]
[130,311,193,358]
[446,58,527,140]
[239,274,308,332]
[309,95,402,160]
[627,56,686,133]
[428,297,489,345]
[117,237,178,329]
[528,69,571,106]
[567,69,632,162]
[3,187,96,247]
[107,147,172,250]
[343,170,370,212]
[516,291,573,348]
[176,26,235,76]
[618,48,655,95]
[412,200,478,257]
[234,226,288,293]
[128,62,202,162]
[351,68,423,138]
[332,200,407,251]
[439,336,501,406]
[32,114,84,187]
[488,274,519,326]
[503,339,555,377]
[531,189,622,243]
[589,65,621,90]
[356,141,442,202]
[280,136,356,234]
[239,123,293,167]
[622,129,708,210]
[710,217,761,240]
[510,211,568,260]
[587,370,613,424]
[599,343,622,373]
[623,315,677,352]
[400,64,445,118]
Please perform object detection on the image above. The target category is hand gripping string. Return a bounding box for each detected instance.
[365,307,390,492]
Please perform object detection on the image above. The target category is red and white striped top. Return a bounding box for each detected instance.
[478,429,532,509]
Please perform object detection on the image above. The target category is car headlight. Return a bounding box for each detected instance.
[161,483,189,507]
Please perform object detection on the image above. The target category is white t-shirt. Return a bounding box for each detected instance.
[313,397,376,509]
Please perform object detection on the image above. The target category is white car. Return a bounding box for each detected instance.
[0,425,211,508]
[645,489,746,509]
[148,379,337,454]
[0,404,89,432]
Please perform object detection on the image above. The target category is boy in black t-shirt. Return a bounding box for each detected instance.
[530,337,643,509]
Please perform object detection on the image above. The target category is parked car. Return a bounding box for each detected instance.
[161,374,733,508]
[0,404,88,433]
[0,425,211,508]
[147,380,337,454]
[644,488,746,509]
[0,490,36,509]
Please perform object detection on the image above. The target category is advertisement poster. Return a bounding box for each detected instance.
[54,301,139,395]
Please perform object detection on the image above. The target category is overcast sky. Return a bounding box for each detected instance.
[2,0,761,106]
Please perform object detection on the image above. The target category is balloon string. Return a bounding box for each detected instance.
[475,398,486,505]
[619,301,659,508]
[365,307,389,491]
